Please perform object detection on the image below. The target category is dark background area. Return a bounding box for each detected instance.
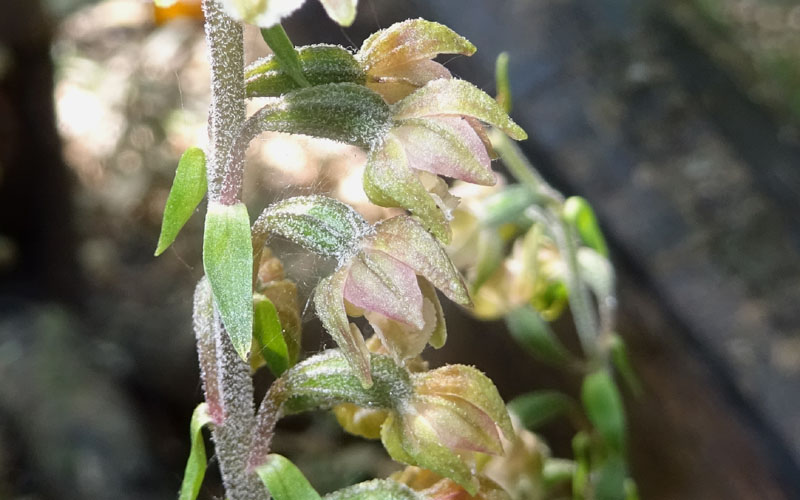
[2,0,800,498]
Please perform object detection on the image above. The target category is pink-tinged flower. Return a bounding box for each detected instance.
[357,19,476,104]
[392,466,511,500]
[381,365,515,495]
[220,0,358,28]
[363,78,527,244]
[315,215,470,387]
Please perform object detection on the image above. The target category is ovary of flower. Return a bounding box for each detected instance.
[314,215,470,387]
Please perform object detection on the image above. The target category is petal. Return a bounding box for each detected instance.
[359,19,476,73]
[369,216,470,306]
[392,79,527,140]
[219,0,304,27]
[364,294,436,362]
[393,116,494,185]
[363,136,451,243]
[314,267,372,387]
[344,249,425,329]
[367,60,451,104]
[318,0,357,26]
[414,394,504,455]
[414,365,514,441]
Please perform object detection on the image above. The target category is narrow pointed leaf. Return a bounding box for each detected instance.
[359,19,475,72]
[393,79,527,140]
[370,215,469,305]
[260,25,310,88]
[319,0,358,26]
[178,403,213,500]
[508,391,575,430]
[203,201,253,360]
[610,335,643,397]
[253,294,290,377]
[155,147,207,256]
[323,479,421,500]
[314,269,373,387]
[506,306,571,366]
[564,196,608,257]
[253,195,372,259]
[255,454,322,500]
[363,137,451,243]
[581,371,626,453]
[246,45,365,98]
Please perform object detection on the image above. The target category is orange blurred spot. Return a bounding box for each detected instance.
[152,0,204,25]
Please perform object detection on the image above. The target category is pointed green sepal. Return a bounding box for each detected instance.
[253,294,290,377]
[255,454,322,500]
[260,25,310,88]
[246,45,365,98]
[203,201,254,360]
[155,147,207,256]
[393,79,527,141]
[178,403,213,500]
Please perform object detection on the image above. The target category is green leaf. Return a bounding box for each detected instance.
[203,201,253,360]
[245,45,365,98]
[481,184,537,227]
[508,390,575,430]
[178,403,213,500]
[506,306,571,366]
[595,453,627,500]
[260,25,310,88]
[318,0,358,27]
[495,51,512,113]
[563,196,608,257]
[255,454,322,500]
[324,479,421,500]
[253,294,290,377]
[359,19,475,73]
[610,335,642,397]
[472,229,504,292]
[155,147,207,256]
[253,195,372,259]
[364,137,451,243]
[393,79,527,141]
[581,371,626,453]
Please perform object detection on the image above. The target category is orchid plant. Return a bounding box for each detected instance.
[155,1,639,499]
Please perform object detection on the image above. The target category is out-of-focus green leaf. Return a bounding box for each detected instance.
[581,371,626,453]
[506,306,571,366]
[610,335,642,397]
[572,432,590,500]
[155,147,206,256]
[509,390,575,430]
[563,196,608,257]
[259,25,310,88]
[253,294,290,376]
[203,201,253,360]
[595,453,627,500]
[178,403,212,500]
[245,45,365,98]
[393,79,527,141]
[481,184,537,227]
[256,454,322,500]
[473,229,504,292]
[495,51,512,113]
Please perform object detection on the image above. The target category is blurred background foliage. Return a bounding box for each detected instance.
[2,0,800,499]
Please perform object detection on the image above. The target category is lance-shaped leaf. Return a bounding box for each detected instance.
[359,19,476,73]
[324,479,421,500]
[259,24,310,88]
[314,270,373,387]
[155,147,207,256]
[564,196,608,257]
[508,390,575,430]
[610,335,642,397]
[237,82,391,156]
[364,136,451,243]
[253,195,372,259]
[252,294,290,377]
[506,306,571,367]
[369,215,470,306]
[178,403,213,500]
[203,201,254,360]
[246,45,365,98]
[393,79,527,141]
[581,371,626,453]
[255,454,322,500]
[318,0,358,27]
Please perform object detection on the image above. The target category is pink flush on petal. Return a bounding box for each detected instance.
[394,116,493,185]
[343,249,426,329]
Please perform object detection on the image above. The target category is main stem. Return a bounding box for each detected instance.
[201,1,266,499]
